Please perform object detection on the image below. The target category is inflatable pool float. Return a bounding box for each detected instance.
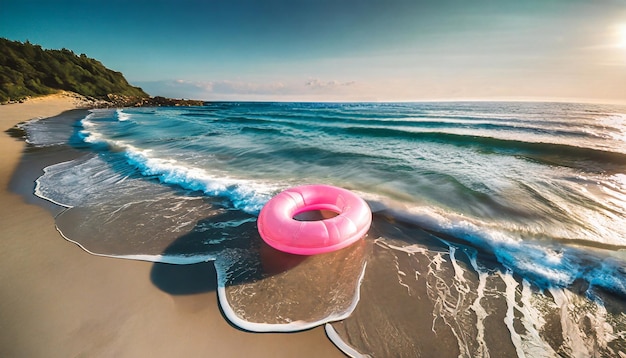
[257,184,372,255]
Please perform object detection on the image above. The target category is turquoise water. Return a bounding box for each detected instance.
[23,102,626,356]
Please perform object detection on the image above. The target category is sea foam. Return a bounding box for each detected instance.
[22,102,626,356]
[79,110,278,214]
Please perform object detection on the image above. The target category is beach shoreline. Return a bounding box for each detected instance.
[0,93,342,357]
[5,94,625,357]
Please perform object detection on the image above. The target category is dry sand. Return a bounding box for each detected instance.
[0,93,343,357]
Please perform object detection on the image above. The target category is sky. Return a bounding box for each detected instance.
[2,0,626,103]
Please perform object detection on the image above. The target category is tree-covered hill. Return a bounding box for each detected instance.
[0,38,149,103]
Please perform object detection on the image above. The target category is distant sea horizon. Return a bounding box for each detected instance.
[179,94,626,106]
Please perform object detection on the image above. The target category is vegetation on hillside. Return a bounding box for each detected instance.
[0,38,148,103]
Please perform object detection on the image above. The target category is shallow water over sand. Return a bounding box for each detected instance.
[18,102,626,356]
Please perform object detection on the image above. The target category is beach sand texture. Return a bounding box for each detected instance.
[0,93,343,357]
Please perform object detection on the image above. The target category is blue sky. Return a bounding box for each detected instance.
[2,0,626,103]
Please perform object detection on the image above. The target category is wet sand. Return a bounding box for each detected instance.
[0,93,343,357]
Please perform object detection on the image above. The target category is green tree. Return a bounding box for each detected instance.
[0,38,149,102]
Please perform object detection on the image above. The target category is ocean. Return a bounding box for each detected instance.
[19,101,626,356]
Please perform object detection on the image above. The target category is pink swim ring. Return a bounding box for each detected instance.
[257,184,372,255]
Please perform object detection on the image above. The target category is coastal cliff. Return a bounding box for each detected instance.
[0,38,202,107]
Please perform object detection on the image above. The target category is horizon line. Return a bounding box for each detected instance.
[193,97,626,106]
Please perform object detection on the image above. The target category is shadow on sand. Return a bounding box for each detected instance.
[150,261,219,295]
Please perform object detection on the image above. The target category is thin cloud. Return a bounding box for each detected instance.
[305,78,357,89]
[136,78,365,101]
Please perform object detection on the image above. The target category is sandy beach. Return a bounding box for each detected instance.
[0,93,343,357]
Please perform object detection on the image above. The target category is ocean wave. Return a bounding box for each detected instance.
[32,103,626,299]
[75,111,277,214]
[23,102,626,355]
[342,126,626,168]
[124,148,277,214]
[115,108,132,121]
[376,202,626,297]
